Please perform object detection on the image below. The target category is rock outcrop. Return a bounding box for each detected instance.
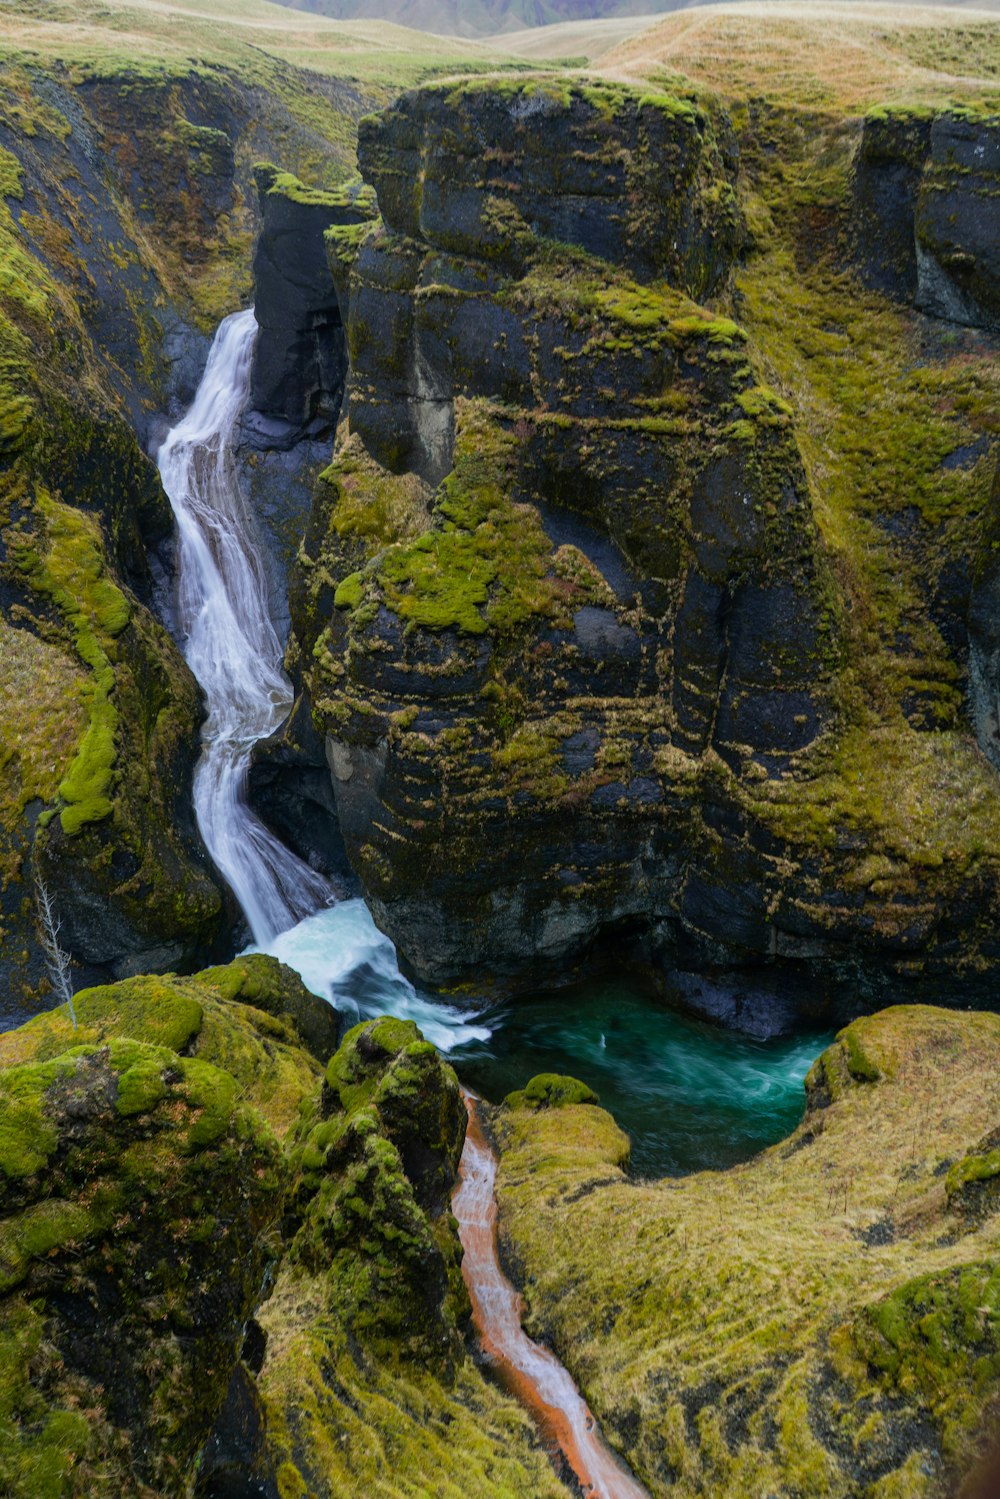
[281,79,1000,1027]
[0,958,312,1495]
[852,107,1000,331]
[0,979,570,1498]
[249,163,376,442]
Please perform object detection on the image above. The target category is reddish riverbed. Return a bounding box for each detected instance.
[453,1093,649,1499]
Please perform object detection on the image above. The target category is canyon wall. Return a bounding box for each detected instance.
[278,81,1000,1030]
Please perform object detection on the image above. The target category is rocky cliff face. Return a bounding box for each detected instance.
[852,107,1000,332]
[281,80,1000,1028]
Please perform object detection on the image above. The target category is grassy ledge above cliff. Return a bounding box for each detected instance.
[493,1005,1000,1498]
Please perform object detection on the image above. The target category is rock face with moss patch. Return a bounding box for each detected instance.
[0,967,564,1497]
[249,163,376,439]
[0,956,332,1497]
[280,78,1000,1027]
[852,107,1000,330]
[0,1029,287,1495]
[492,1006,1000,1497]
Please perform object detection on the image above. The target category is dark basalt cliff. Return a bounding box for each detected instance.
[273,81,1000,1029]
[852,107,1000,332]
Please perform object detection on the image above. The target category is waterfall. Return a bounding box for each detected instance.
[156,308,332,944]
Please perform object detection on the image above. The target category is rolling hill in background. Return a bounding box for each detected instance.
[269,0,689,39]
[267,0,1000,37]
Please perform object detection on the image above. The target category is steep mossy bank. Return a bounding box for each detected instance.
[492,1005,1000,1497]
[275,68,1000,1030]
[0,964,570,1497]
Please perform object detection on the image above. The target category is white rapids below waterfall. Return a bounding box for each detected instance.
[156,308,332,944]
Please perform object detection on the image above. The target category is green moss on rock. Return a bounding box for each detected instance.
[0,1034,286,1494]
[0,958,327,1139]
[259,1016,570,1497]
[505,1073,599,1110]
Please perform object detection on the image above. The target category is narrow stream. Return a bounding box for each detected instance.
[158,312,822,1497]
[454,1092,650,1499]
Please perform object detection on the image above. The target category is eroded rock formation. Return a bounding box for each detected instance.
[0,975,569,1498]
[279,80,1000,1028]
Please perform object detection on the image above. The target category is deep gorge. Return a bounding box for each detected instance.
[0,5,999,1495]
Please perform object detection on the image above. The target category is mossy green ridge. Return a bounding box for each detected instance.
[258,1016,572,1497]
[491,1006,1000,1497]
[0,1027,286,1496]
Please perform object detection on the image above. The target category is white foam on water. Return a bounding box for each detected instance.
[252,900,492,1053]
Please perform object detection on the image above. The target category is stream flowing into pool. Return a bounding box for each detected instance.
[162,312,829,1494]
[261,900,829,1178]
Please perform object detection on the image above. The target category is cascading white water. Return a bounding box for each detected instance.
[156,308,332,943]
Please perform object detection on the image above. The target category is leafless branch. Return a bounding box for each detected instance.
[34,875,77,1028]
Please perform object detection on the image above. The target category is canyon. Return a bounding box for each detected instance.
[0,1,997,1495]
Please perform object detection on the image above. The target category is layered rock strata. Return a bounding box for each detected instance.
[281,80,1000,1027]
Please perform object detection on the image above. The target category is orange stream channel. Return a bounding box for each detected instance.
[452,1091,650,1499]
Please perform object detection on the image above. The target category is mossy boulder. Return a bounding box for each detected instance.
[946,1141,1000,1226]
[0,957,329,1140]
[491,1005,1000,1497]
[0,1038,286,1496]
[506,1072,599,1110]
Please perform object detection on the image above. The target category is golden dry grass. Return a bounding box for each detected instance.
[0,0,502,90]
[496,1007,1000,1497]
[603,2,1000,111]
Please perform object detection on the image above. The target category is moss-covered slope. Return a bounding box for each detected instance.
[492,1005,1000,1497]
[0,974,573,1497]
[258,1014,570,1497]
